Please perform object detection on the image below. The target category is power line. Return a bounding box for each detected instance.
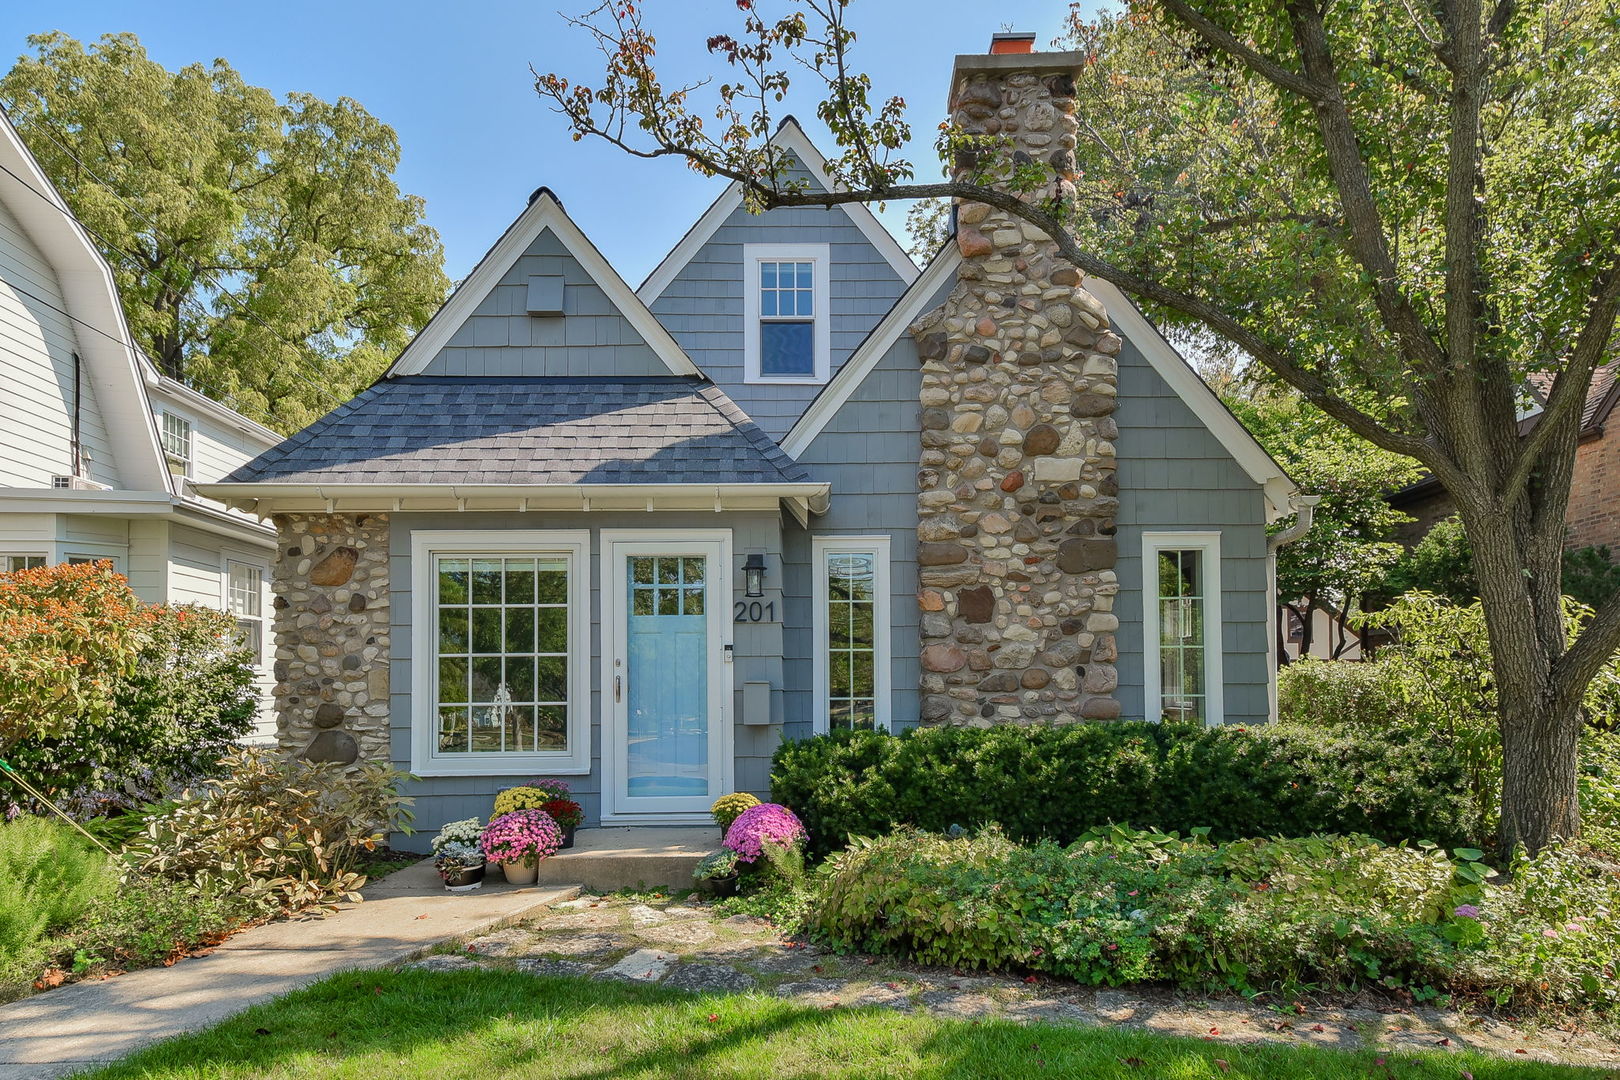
[0,155,337,431]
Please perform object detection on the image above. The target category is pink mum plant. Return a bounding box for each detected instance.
[480,809,562,866]
[722,802,807,864]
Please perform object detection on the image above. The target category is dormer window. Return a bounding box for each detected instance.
[161,412,193,477]
[744,243,829,384]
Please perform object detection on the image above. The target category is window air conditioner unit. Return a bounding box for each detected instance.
[52,475,112,491]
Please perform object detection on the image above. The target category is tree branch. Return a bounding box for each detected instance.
[1155,0,1327,100]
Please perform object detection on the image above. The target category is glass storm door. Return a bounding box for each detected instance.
[605,535,730,817]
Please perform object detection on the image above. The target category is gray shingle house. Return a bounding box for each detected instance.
[202,46,1298,834]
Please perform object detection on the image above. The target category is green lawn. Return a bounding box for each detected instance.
[76,969,1614,1080]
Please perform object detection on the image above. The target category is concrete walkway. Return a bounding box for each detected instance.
[0,860,579,1080]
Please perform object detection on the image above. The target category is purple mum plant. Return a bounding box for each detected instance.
[480,809,563,867]
[723,802,807,864]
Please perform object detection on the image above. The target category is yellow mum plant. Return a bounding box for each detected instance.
[492,785,549,818]
[711,792,761,833]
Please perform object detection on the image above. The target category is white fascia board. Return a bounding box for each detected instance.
[141,358,281,448]
[637,117,920,305]
[1083,277,1298,520]
[385,190,698,378]
[781,243,959,459]
[0,110,172,494]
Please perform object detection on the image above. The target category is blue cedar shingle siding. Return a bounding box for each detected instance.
[784,275,956,736]
[388,508,785,835]
[221,376,807,487]
[425,229,669,377]
[649,162,912,439]
[1112,336,1272,725]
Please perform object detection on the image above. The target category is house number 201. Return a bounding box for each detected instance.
[733,600,776,623]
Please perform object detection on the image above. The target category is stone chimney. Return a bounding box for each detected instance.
[911,39,1122,726]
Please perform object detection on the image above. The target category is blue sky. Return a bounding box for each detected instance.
[0,1,1088,284]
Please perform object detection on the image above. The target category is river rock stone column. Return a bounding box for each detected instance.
[911,56,1121,726]
[270,513,391,766]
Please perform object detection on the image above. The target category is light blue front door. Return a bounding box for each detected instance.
[625,555,711,799]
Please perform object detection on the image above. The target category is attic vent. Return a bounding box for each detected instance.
[526,275,565,317]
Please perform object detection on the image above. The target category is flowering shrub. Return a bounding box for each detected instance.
[521,778,572,799]
[711,792,760,832]
[431,818,485,854]
[480,809,562,867]
[540,798,583,829]
[723,803,806,864]
[492,786,549,817]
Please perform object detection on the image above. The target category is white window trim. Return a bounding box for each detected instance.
[223,558,268,668]
[811,535,892,734]
[1,551,49,572]
[161,411,193,478]
[1141,531,1224,727]
[743,242,831,385]
[410,529,591,776]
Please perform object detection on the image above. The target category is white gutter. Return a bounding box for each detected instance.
[1265,493,1322,722]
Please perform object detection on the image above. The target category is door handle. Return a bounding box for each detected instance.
[614,674,622,703]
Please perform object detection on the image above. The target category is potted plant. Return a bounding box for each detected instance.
[710,792,761,842]
[541,797,584,849]
[480,808,563,885]
[692,849,740,897]
[522,778,573,800]
[431,817,485,854]
[722,803,808,870]
[433,841,486,892]
[492,785,550,817]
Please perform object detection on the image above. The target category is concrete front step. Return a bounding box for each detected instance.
[535,826,720,892]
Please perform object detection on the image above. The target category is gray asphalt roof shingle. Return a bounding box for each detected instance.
[223,376,811,486]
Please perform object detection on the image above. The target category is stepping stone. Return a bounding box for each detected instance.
[543,910,622,930]
[773,979,847,1007]
[598,948,676,982]
[1005,999,1096,1025]
[516,958,595,978]
[663,905,705,920]
[920,990,1000,1019]
[751,947,827,974]
[664,963,757,993]
[639,921,716,947]
[464,928,533,957]
[406,954,482,972]
[525,932,622,958]
[1095,989,1145,1020]
[627,904,667,926]
[553,898,596,910]
[721,914,774,934]
[849,984,915,1012]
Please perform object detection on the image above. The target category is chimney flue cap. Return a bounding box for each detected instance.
[990,32,1037,55]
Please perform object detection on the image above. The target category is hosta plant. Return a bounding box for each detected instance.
[711,792,760,833]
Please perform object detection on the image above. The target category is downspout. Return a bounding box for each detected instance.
[1264,493,1321,721]
[71,351,82,477]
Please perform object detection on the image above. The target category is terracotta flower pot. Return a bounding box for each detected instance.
[499,859,539,885]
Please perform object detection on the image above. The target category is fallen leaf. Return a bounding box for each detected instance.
[33,969,66,990]
[1119,1057,1145,1068]
[1311,1024,1325,1033]
[1215,1059,1230,1073]
[415,914,429,921]
[707,1013,719,1023]
[1024,975,1039,984]
[1210,1027,1221,1036]
[1515,1049,1528,1055]
[1437,1037,1451,1047]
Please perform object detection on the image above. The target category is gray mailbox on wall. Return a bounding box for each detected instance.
[741,681,773,726]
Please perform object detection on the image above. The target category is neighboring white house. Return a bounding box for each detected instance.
[0,106,279,736]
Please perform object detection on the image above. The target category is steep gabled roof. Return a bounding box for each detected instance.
[385,188,700,378]
[781,243,1299,520]
[636,117,919,304]
[0,106,171,492]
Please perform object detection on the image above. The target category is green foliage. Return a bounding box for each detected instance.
[1578,730,1620,854]
[0,561,152,751]
[4,604,256,811]
[1277,657,1405,730]
[0,817,114,996]
[771,722,1480,859]
[0,32,449,432]
[692,849,739,882]
[810,826,1618,1007]
[1384,517,1478,603]
[1561,545,1620,610]
[67,876,242,975]
[1226,390,1421,619]
[124,749,415,916]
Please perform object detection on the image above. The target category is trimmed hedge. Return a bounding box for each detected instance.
[771,722,1481,857]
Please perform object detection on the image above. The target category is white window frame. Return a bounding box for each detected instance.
[1141,531,1224,727]
[743,242,831,385]
[224,559,267,667]
[161,412,193,477]
[410,529,591,776]
[811,535,892,734]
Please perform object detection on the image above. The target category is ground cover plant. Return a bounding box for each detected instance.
[73,967,1611,1080]
[772,722,1480,859]
[810,826,1620,1013]
[0,816,114,997]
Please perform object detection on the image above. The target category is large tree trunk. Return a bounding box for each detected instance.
[1498,693,1583,852]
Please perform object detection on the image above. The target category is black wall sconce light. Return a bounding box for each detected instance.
[743,553,767,598]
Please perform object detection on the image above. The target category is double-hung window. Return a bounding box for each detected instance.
[744,243,829,384]
[226,561,265,665]
[411,531,590,775]
[812,536,891,732]
[161,413,193,477]
[1142,532,1223,726]
[3,554,46,572]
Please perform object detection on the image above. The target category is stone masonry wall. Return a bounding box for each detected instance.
[910,61,1122,726]
[271,513,391,766]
